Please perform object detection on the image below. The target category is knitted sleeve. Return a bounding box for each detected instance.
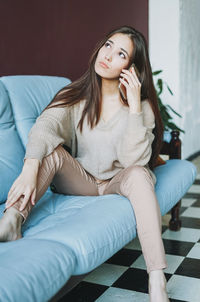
[116,99,155,168]
[24,105,72,166]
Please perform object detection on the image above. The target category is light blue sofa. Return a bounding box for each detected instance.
[0,75,197,302]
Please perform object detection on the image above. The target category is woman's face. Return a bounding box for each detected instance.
[94,33,134,79]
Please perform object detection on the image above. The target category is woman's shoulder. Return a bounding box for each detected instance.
[73,99,87,112]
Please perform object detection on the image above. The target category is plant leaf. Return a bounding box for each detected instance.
[161,110,172,121]
[152,70,163,76]
[166,85,173,95]
[167,122,185,133]
[166,105,182,118]
[152,69,185,134]
[157,79,163,95]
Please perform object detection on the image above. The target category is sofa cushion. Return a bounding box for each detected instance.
[0,81,25,203]
[0,75,71,147]
[0,192,137,275]
[0,239,75,302]
[154,159,197,215]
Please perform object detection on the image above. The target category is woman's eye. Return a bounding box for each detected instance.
[119,52,126,59]
[105,42,110,47]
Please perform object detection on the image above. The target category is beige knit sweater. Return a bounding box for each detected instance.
[24,99,156,184]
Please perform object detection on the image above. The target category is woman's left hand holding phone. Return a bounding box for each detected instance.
[5,158,40,211]
[119,66,142,113]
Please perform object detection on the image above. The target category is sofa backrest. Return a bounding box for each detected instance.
[0,75,71,203]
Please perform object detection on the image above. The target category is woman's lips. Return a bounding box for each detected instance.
[99,61,109,69]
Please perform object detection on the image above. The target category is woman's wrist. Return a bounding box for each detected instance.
[128,98,142,114]
[23,158,40,173]
[129,104,142,114]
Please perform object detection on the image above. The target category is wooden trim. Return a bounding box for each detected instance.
[160,130,182,231]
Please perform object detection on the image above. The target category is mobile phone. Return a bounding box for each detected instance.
[119,63,141,101]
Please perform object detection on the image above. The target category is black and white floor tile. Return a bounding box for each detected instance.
[59,171,200,302]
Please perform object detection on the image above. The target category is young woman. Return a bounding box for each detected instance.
[0,25,169,301]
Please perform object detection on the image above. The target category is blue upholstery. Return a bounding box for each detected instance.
[0,239,75,302]
[0,80,25,203]
[0,75,197,302]
[1,75,71,148]
[154,159,196,215]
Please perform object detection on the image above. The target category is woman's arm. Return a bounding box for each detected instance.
[24,105,72,166]
[116,100,155,168]
[6,104,73,210]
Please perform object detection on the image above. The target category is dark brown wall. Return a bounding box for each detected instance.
[0,0,148,81]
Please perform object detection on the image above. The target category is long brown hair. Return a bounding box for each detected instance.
[43,25,164,170]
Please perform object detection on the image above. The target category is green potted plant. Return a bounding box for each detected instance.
[153,70,185,134]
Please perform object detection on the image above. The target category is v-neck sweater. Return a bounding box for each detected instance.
[24,99,156,184]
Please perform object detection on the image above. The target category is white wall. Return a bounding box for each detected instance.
[179,0,200,158]
[149,0,200,159]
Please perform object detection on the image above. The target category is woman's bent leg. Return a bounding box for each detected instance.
[7,144,99,223]
[101,165,167,274]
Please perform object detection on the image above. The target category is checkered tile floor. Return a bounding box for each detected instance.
[59,173,200,302]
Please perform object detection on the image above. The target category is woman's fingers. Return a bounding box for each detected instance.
[6,189,24,208]
[122,68,140,86]
[120,73,134,87]
[120,70,134,86]
[31,189,36,206]
[119,77,129,88]
[5,170,38,211]
[129,66,141,84]
[19,192,31,211]
[6,188,35,211]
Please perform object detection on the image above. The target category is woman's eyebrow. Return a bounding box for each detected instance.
[107,39,129,58]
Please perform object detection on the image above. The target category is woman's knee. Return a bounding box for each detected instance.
[42,144,71,171]
[123,165,150,180]
[119,165,153,195]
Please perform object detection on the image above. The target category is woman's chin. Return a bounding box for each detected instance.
[95,71,116,80]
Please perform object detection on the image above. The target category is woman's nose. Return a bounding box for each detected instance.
[105,54,112,61]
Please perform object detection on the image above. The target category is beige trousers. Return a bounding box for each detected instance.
[8,144,167,274]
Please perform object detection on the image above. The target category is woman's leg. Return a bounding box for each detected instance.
[100,165,169,301]
[0,145,99,241]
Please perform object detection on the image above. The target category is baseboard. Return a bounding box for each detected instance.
[186,150,200,161]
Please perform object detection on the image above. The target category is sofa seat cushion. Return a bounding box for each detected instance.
[0,239,76,302]
[18,192,137,275]
[154,159,197,215]
[0,159,195,276]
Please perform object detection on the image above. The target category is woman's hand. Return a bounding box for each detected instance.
[5,159,40,211]
[119,66,142,113]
